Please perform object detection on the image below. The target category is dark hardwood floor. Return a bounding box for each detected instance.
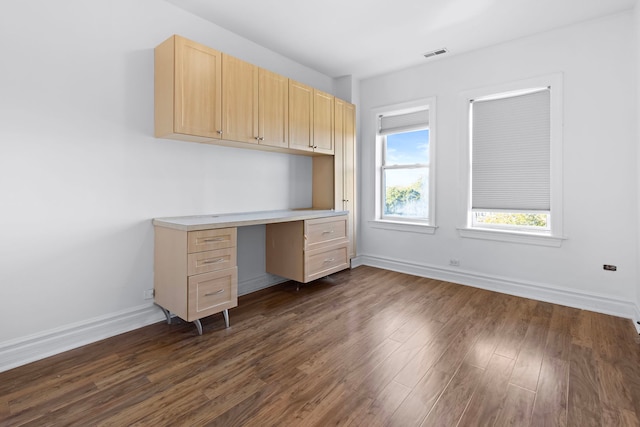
[2,265,640,426]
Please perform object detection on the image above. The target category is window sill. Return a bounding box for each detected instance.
[457,227,565,247]
[369,219,437,234]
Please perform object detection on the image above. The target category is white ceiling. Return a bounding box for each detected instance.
[165,0,637,79]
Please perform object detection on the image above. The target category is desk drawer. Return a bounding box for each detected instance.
[188,228,236,253]
[188,247,236,276]
[187,268,238,320]
[305,216,348,249]
[305,244,348,282]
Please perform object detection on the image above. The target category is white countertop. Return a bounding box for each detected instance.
[153,209,348,231]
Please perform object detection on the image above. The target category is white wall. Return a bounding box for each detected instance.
[0,0,334,357]
[357,12,639,317]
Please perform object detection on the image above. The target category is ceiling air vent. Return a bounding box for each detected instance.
[423,48,448,59]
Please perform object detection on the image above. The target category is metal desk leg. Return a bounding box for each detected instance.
[223,309,230,328]
[193,319,203,335]
[160,307,171,325]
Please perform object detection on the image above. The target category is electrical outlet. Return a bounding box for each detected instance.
[143,289,155,300]
[449,259,460,267]
[603,264,617,272]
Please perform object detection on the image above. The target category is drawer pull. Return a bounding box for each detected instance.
[322,230,335,234]
[202,258,226,264]
[324,258,336,263]
[205,289,225,296]
[202,237,225,243]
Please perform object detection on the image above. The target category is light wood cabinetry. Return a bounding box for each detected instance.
[266,215,349,283]
[154,226,238,334]
[288,80,335,154]
[154,35,341,157]
[313,89,335,155]
[313,98,357,259]
[222,54,258,144]
[259,68,289,148]
[334,99,357,258]
[155,35,223,142]
[288,80,314,153]
[222,56,289,148]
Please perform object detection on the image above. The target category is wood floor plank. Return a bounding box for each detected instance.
[347,380,412,427]
[568,343,603,427]
[457,353,516,426]
[1,266,639,426]
[393,316,467,388]
[509,302,552,391]
[421,362,484,426]
[494,384,535,426]
[493,297,537,360]
[530,356,569,426]
[387,369,452,426]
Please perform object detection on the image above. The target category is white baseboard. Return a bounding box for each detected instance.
[0,274,291,373]
[358,254,639,321]
[2,260,636,374]
[0,303,165,373]
[238,273,287,296]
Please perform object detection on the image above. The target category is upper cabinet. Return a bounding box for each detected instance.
[155,35,345,157]
[288,80,335,155]
[221,54,258,144]
[288,80,314,153]
[221,56,289,148]
[313,89,335,155]
[155,35,222,142]
[258,68,289,149]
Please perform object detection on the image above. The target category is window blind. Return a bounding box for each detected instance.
[471,88,550,211]
[378,109,429,135]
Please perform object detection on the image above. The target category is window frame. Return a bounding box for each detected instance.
[372,97,437,234]
[458,75,565,247]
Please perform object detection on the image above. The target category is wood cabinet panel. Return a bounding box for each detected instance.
[305,216,348,250]
[259,68,289,148]
[187,268,238,321]
[187,228,237,253]
[305,245,349,282]
[222,54,259,144]
[155,225,238,330]
[288,79,314,152]
[155,35,222,141]
[313,89,335,154]
[187,247,236,276]
[266,215,349,283]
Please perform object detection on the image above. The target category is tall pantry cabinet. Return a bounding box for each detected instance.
[313,97,357,260]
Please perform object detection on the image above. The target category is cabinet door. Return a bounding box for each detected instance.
[334,98,346,208]
[343,102,356,258]
[288,80,314,152]
[222,54,259,144]
[313,89,335,155]
[259,69,288,148]
[159,35,222,139]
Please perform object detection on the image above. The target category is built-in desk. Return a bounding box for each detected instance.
[152,210,349,334]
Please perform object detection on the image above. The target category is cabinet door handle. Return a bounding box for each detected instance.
[205,289,225,296]
[203,237,225,243]
[324,258,335,263]
[322,230,335,234]
[217,130,223,135]
[202,258,225,264]
[343,199,349,202]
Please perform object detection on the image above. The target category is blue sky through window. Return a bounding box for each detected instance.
[385,129,429,187]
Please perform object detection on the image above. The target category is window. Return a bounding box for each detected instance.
[373,98,436,231]
[460,75,563,246]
